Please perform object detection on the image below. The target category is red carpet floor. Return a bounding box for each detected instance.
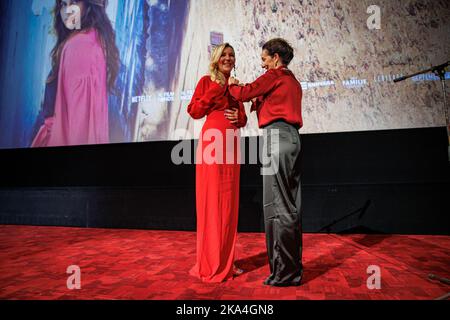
[0,225,448,300]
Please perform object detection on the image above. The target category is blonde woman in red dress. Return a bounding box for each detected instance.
[187,43,247,282]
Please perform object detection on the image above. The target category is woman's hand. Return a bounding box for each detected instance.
[228,77,240,86]
[224,107,239,124]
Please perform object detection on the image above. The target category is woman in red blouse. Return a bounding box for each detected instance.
[187,43,247,283]
[228,38,303,286]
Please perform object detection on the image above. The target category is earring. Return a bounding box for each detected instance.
[233,66,237,77]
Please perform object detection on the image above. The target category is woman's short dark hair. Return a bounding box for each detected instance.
[262,38,294,65]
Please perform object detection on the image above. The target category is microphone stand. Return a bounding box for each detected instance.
[394,61,450,161]
[396,62,449,299]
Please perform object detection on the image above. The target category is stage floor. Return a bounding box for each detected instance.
[0,225,448,300]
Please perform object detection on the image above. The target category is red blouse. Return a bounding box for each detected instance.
[228,66,302,129]
[188,75,247,128]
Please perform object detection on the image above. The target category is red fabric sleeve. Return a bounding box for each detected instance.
[187,77,226,119]
[228,71,278,102]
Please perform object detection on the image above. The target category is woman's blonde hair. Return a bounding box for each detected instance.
[209,43,234,86]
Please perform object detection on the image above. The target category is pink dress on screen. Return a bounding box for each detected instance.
[31,29,109,147]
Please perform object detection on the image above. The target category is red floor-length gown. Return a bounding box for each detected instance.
[187,75,247,282]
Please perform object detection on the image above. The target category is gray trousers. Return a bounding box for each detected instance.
[262,121,303,286]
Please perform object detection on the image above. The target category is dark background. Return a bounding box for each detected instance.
[0,127,449,235]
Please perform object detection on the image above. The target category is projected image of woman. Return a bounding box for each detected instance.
[187,43,247,282]
[31,0,119,147]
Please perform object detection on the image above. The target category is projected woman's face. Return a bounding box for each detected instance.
[218,47,236,76]
[60,0,85,30]
[261,49,279,71]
